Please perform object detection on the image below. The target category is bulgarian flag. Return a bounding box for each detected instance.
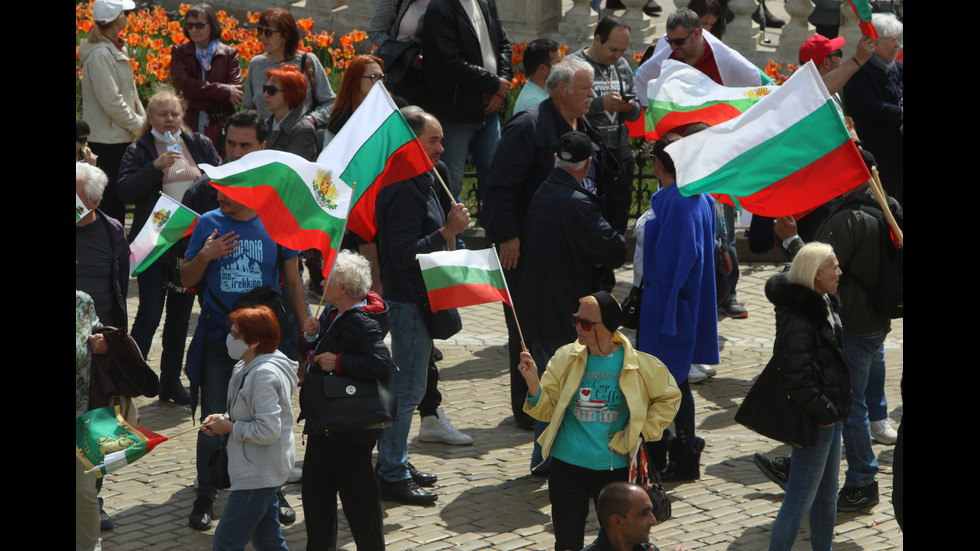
[201,151,352,279]
[667,61,870,217]
[76,193,90,223]
[847,0,878,39]
[129,194,199,276]
[646,60,777,141]
[316,82,433,243]
[76,405,168,477]
[417,248,513,311]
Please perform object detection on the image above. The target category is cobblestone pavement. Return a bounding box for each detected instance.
[101,261,903,550]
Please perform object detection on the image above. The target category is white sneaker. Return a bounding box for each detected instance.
[688,365,708,384]
[419,407,473,445]
[870,419,898,445]
[698,364,717,378]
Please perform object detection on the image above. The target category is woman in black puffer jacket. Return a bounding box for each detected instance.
[765,242,851,551]
[298,250,392,551]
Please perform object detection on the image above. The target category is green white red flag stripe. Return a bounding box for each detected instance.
[667,61,870,217]
[201,150,352,278]
[317,82,434,243]
[646,60,777,141]
[417,248,513,311]
[76,193,90,223]
[76,405,168,477]
[847,0,878,39]
[129,194,199,276]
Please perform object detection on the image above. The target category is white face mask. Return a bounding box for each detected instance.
[226,333,252,360]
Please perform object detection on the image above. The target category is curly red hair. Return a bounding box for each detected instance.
[266,65,308,109]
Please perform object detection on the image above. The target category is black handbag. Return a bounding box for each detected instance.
[735,357,817,448]
[208,434,231,490]
[301,368,397,432]
[418,293,462,340]
[621,286,642,330]
[629,438,671,522]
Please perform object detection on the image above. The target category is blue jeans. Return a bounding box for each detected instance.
[212,486,287,551]
[841,333,885,488]
[865,352,889,422]
[195,332,236,501]
[439,112,500,200]
[130,261,195,383]
[769,422,842,551]
[377,301,431,483]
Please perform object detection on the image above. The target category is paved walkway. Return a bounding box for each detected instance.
[101,261,903,550]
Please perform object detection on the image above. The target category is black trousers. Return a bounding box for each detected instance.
[302,435,385,551]
[548,457,629,551]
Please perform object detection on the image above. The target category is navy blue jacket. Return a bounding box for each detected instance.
[842,57,903,175]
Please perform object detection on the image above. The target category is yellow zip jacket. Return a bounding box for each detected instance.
[525,331,681,462]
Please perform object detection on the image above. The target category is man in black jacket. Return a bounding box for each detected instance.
[421,0,512,201]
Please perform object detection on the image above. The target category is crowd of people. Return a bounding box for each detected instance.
[77,1,903,550]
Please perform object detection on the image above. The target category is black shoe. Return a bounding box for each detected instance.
[276,490,296,525]
[379,478,438,505]
[660,437,705,482]
[606,0,626,9]
[189,495,213,531]
[514,413,536,431]
[408,462,438,487]
[837,479,879,512]
[752,4,786,28]
[99,497,113,531]
[159,379,191,405]
[719,300,748,319]
[642,0,662,16]
[753,453,790,491]
[432,346,444,362]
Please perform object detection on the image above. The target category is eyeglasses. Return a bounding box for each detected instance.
[262,84,282,96]
[186,21,208,30]
[76,136,88,144]
[571,314,601,331]
[362,73,387,84]
[255,26,281,38]
[663,31,694,47]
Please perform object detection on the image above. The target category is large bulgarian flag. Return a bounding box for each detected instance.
[417,248,513,311]
[317,82,433,243]
[667,61,870,217]
[129,194,199,276]
[201,151,352,278]
[76,405,168,477]
[646,60,777,141]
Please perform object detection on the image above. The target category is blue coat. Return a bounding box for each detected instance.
[637,184,719,382]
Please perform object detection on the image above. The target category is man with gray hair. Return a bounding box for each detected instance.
[634,7,767,105]
[76,162,130,329]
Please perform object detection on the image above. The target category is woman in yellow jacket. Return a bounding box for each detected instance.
[518,291,681,551]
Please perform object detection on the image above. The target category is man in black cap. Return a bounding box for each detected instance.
[517,131,627,473]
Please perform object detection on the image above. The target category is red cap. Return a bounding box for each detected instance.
[799,34,846,65]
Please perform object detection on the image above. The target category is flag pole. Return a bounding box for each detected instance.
[869,167,903,248]
[490,247,527,352]
[431,168,458,206]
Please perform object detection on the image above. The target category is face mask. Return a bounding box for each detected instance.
[226,333,251,360]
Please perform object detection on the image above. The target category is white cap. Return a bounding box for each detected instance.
[92,0,135,24]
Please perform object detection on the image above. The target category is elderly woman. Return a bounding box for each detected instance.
[201,305,298,551]
[264,65,317,161]
[78,0,146,222]
[171,4,243,153]
[517,291,681,551]
[757,243,849,551]
[298,250,391,551]
[117,87,220,405]
[842,12,903,204]
[243,8,335,146]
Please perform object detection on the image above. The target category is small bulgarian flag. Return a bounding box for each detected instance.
[76,193,90,223]
[667,61,870,217]
[201,151,352,279]
[646,60,777,141]
[417,248,513,311]
[76,405,168,477]
[129,194,199,277]
[317,82,434,243]
[847,0,878,39]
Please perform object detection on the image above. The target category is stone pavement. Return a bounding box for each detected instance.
[101,260,903,550]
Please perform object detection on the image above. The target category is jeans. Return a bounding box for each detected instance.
[130,261,195,384]
[377,301,431,483]
[212,487,287,551]
[865,353,889,422]
[721,204,740,304]
[769,422,842,551]
[195,332,237,500]
[841,333,885,488]
[549,457,628,551]
[439,112,500,200]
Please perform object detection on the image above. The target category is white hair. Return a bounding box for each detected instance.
[871,13,903,38]
[76,162,108,203]
[788,242,835,291]
[546,57,592,94]
[329,249,373,300]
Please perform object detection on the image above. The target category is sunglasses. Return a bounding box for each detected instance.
[76,136,88,144]
[362,73,387,84]
[663,31,694,47]
[186,21,208,30]
[262,84,283,96]
[255,26,281,38]
[571,314,601,332]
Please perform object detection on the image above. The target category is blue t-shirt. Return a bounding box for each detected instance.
[548,347,629,470]
[185,209,299,315]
